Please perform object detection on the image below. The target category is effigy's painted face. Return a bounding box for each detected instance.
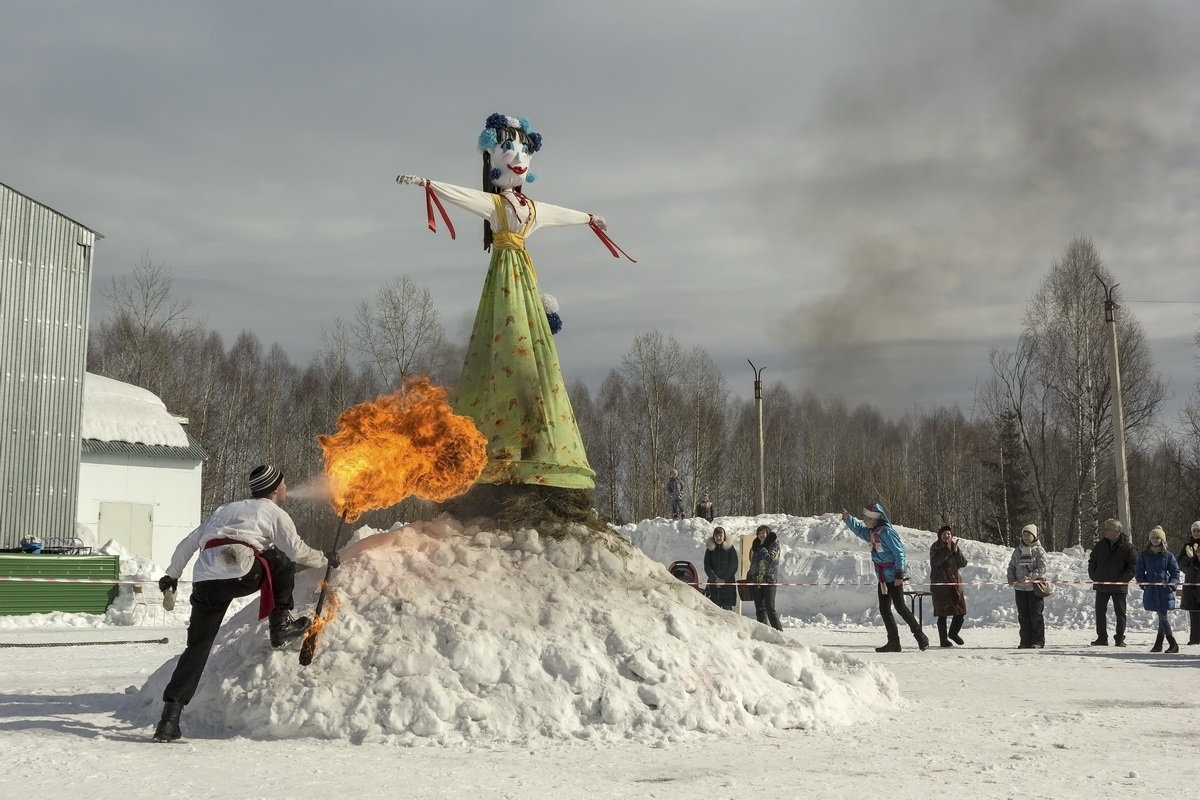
[489,131,533,189]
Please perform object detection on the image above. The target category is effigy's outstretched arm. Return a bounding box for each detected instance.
[396,175,493,219]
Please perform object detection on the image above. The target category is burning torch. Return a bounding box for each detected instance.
[298,509,349,667]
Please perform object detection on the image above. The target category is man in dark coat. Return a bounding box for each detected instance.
[1088,518,1137,646]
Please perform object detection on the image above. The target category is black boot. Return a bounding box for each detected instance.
[937,617,952,647]
[152,700,183,743]
[269,612,310,648]
[914,629,930,651]
[1151,632,1164,653]
[875,640,902,652]
[948,615,965,645]
[1166,635,1179,654]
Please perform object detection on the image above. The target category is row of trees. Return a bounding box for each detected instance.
[87,240,1200,549]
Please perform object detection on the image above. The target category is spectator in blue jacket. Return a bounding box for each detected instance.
[748,524,782,630]
[842,502,929,652]
[1137,526,1181,653]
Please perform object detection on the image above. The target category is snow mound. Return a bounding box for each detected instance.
[82,372,189,447]
[130,517,899,745]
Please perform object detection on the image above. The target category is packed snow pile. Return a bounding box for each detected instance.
[129,516,899,744]
[622,512,1147,631]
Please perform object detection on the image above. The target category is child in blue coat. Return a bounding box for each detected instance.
[1136,526,1181,653]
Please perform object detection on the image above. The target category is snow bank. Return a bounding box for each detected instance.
[621,513,1151,631]
[128,517,899,744]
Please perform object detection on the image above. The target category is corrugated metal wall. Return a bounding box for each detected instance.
[0,183,99,550]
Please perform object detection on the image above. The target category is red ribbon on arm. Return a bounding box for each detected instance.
[589,221,636,262]
[425,183,456,240]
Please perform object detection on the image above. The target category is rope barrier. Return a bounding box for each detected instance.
[0,576,187,586]
[0,576,1190,588]
[696,579,1194,588]
[0,637,169,648]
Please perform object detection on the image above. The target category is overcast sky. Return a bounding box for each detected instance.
[5,1,1199,419]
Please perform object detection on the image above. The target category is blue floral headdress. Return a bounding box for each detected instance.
[477,113,543,154]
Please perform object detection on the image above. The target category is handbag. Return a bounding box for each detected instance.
[736,578,756,602]
[1030,579,1053,598]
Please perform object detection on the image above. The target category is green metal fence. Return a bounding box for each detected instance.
[0,554,120,615]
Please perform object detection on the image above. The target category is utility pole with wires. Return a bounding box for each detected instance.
[748,360,766,516]
[1096,275,1132,536]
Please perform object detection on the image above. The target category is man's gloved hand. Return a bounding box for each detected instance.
[158,575,177,593]
[325,550,341,569]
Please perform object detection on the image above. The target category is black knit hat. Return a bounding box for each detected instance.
[249,465,284,498]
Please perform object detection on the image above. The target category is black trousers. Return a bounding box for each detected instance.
[878,581,922,643]
[1015,590,1045,646]
[1095,592,1128,641]
[1188,611,1200,644]
[753,585,782,630]
[163,549,296,705]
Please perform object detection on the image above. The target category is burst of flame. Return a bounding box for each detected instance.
[318,375,487,521]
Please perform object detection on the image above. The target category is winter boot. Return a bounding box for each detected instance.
[875,640,902,653]
[914,629,930,651]
[1165,636,1179,654]
[937,618,952,647]
[152,700,183,743]
[948,615,965,646]
[269,612,311,648]
[1150,632,1164,653]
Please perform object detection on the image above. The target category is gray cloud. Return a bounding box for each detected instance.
[3,1,1198,422]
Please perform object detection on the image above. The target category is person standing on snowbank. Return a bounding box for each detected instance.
[748,524,783,630]
[703,526,739,611]
[1007,524,1047,649]
[1177,521,1200,645]
[152,465,339,743]
[666,470,685,520]
[841,503,930,652]
[1088,518,1136,647]
[1137,526,1181,653]
[695,493,715,522]
[929,525,968,647]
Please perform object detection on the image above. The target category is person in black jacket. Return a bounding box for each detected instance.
[695,493,715,522]
[1088,518,1137,647]
[1178,520,1200,645]
[703,526,739,611]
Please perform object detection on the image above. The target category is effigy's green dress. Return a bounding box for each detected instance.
[454,194,595,489]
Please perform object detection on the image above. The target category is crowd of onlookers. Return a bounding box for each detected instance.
[671,480,1200,654]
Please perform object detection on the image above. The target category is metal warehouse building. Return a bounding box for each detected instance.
[0,182,101,550]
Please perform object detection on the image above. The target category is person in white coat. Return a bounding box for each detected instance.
[152,465,338,743]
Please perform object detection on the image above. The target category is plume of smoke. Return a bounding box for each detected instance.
[771,0,1200,412]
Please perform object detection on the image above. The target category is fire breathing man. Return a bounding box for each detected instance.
[152,464,339,743]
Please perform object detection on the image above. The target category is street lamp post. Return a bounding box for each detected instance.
[748,360,766,516]
[1096,276,1132,536]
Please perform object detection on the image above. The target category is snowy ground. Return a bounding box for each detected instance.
[2,624,1198,799]
[2,513,1198,798]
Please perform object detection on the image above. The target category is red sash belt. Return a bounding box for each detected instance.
[204,537,275,620]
